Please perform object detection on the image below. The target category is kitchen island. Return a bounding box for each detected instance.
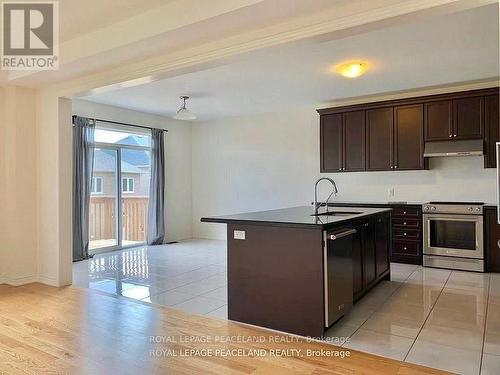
[202,205,392,337]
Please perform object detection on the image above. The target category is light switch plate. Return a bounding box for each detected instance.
[234,230,246,240]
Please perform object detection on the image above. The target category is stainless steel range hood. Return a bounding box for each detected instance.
[424,139,483,157]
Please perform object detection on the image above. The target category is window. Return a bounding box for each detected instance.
[122,177,135,193]
[91,177,103,194]
[88,121,151,252]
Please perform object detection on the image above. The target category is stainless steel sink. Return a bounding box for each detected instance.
[310,211,361,217]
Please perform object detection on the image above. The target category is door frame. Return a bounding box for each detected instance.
[89,140,150,255]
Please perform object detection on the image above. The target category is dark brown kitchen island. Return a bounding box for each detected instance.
[201,205,392,337]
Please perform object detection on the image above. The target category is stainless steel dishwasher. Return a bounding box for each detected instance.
[323,227,355,327]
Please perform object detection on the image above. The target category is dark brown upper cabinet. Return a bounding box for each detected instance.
[484,94,499,168]
[394,104,424,170]
[320,114,343,172]
[366,107,393,171]
[318,87,498,173]
[424,100,452,141]
[343,110,366,171]
[453,96,483,139]
[424,97,483,141]
[320,111,365,172]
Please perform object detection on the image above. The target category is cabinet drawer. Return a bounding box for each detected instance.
[392,207,421,217]
[393,228,420,240]
[393,240,420,256]
[392,218,420,229]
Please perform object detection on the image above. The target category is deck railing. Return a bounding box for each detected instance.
[89,196,149,243]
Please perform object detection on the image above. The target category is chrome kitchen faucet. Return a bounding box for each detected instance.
[314,177,338,215]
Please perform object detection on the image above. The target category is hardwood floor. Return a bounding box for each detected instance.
[0,283,449,375]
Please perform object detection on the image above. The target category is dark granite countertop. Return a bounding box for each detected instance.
[201,205,392,229]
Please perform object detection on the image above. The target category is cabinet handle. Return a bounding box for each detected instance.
[449,134,452,138]
[454,134,457,138]
[497,240,500,249]
[403,211,407,215]
[329,229,357,240]
[390,166,394,169]
[403,222,407,225]
[394,165,398,169]
[404,232,407,236]
[403,246,407,250]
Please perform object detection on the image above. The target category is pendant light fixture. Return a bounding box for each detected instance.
[173,95,196,120]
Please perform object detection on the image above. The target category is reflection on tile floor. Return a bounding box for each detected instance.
[74,240,500,374]
[328,263,500,375]
[73,239,227,318]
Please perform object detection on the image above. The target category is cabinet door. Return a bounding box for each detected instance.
[484,94,499,169]
[366,107,393,170]
[424,100,452,141]
[343,111,365,171]
[453,96,483,139]
[352,225,364,297]
[485,208,500,272]
[362,221,377,287]
[320,114,343,172]
[394,104,424,170]
[375,214,390,278]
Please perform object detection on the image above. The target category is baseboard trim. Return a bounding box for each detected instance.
[1,274,39,286]
[0,274,60,287]
[37,275,59,287]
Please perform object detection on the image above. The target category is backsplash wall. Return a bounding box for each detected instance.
[192,107,496,240]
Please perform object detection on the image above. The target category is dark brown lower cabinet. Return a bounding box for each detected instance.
[485,207,500,272]
[332,203,422,265]
[351,227,364,296]
[375,214,391,277]
[352,213,391,301]
[362,220,377,288]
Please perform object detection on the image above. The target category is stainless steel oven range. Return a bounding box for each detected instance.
[423,202,484,272]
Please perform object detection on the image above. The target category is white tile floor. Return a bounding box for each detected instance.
[73,239,228,317]
[330,263,500,375]
[73,239,500,375]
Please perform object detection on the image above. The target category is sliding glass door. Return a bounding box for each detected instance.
[89,126,152,254]
[121,148,151,247]
[89,148,118,250]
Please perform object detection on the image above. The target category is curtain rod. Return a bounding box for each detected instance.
[72,115,168,132]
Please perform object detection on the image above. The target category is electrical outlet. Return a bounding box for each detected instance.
[388,187,395,197]
[234,230,246,240]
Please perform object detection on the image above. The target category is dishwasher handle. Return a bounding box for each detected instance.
[329,228,356,241]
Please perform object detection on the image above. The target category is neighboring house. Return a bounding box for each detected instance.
[91,136,151,198]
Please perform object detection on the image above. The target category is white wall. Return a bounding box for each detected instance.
[192,107,497,240]
[73,99,193,241]
[0,87,39,285]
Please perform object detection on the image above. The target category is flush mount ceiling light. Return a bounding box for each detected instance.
[335,62,368,78]
[173,96,196,120]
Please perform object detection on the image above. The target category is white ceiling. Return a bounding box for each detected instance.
[82,4,499,122]
[59,0,169,42]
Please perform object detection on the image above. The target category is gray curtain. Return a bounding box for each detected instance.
[73,116,95,261]
[147,128,166,245]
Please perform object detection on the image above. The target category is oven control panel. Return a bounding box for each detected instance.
[423,203,483,215]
